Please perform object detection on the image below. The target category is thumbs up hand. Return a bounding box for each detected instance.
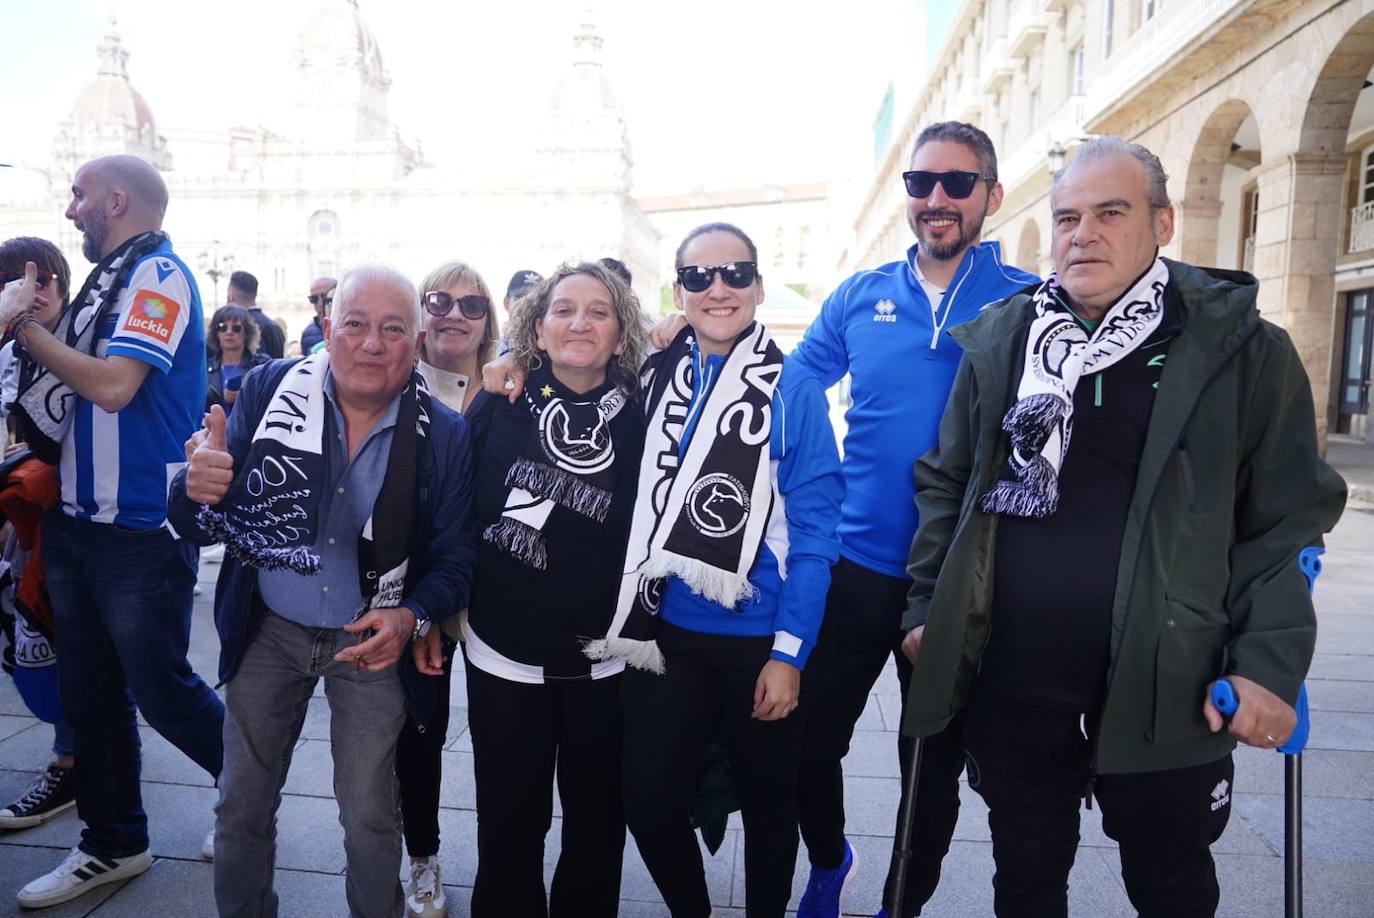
[186,404,234,505]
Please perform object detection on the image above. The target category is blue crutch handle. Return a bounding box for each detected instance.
[1208,547,1322,754]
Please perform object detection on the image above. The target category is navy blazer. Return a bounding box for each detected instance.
[168,358,477,725]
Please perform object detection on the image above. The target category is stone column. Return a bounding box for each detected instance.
[1251,154,1349,445]
[1174,199,1224,267]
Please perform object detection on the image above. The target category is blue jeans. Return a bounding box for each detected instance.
[214,608,406,918]
[43,510,224,857]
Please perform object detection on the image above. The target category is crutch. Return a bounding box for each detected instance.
[885,732,924,918]
[1209,545,1321,918]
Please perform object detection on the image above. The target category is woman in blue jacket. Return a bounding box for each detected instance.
[592,223,843,917]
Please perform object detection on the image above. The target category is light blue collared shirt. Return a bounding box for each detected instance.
[258,371,400,628]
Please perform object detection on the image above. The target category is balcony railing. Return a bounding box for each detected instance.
[1350,202,1374,253]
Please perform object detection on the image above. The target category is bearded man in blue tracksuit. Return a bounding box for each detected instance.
[792,122,1039,918]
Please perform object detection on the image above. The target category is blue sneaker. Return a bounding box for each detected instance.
[874,910,890,918]
[798,839,858,918]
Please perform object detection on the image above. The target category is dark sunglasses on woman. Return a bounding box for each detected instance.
[423,290,490,320]
[902,170,988,199]
[675,262,759,293]
[216,321,245,333]
[0,271,54,290]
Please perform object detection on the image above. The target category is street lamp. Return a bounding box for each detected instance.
[1047,141,1067,175]
[197,241,235,303]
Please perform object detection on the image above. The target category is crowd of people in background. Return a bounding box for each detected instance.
[0,120,1347,918]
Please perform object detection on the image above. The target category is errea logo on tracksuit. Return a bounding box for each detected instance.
[1210,779,1231,812]
[872,299,897,323]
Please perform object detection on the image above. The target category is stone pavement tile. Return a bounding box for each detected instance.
[0,713,38,742]
[1312,612,1374,653]
[1307,711,1374,752]
[137,725,217,788]
[1308,653,1374,683]
[1306,679,1374,714]
[281,738,337,799]
[447,726,473,753]
[273,792,349,873]
[437,750,477,811]
[839,729,901,779]
[0,721,60,772]
[1215,853,1374,918]
[1232,745,1366,799]
[855,693,886,732]
[0,677,35,716]
[0,842,126,916]
[874,693,904,732]
[1320,749,1374,798]
[434,807,478,887]
[440,885,472,917]
[142,782,219,860]
[833,775,900,837]
[84,857,217,917]
[1238,792,1374,862]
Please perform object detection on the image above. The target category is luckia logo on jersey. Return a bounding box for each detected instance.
[873,299,897,323]
[123,289,181,343]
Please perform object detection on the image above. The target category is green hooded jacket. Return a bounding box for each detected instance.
[900,259,1348,774]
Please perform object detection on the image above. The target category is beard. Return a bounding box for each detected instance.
[909,206,988,262]
[80,210,109,263]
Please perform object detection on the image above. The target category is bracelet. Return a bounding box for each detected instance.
[9,312,39,342]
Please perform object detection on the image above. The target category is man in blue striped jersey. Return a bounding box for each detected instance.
[0,154,224,910]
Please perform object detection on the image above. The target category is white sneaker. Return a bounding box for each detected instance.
[201,827,214,860]
[404,855,447,918]
[17,846,152,909]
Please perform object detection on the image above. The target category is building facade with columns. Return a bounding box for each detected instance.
[845,0,1374,443]
[0,1,660,348]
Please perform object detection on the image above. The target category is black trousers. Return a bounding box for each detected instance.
[465,659,625,918]
[962,682,1234,918]
[396,644,454,858]
[797,557,965,917]
[622,623,807,918]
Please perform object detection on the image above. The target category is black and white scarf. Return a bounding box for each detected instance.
[982,257,1168,518]
[585,323,784,673]
[196,351,432,610]
[12,232,167,463]
[483,364,627,569]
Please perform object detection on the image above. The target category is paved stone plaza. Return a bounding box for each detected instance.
[0,491,1371,916]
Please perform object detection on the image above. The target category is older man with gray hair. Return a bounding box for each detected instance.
[168,265,477,917]
[898,137,1346,916]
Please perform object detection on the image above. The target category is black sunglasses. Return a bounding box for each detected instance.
[902,170,988,199]
[423,291,490,320]
[216,321,245,333]
[676,262,759,293]
[0,270,54,290]
[307,292,334,306]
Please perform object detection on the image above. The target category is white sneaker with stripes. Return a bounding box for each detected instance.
[16,846,152,909]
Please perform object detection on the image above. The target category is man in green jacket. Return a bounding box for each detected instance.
[899,136,1346,917]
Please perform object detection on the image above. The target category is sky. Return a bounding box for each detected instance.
[0,0,917,201]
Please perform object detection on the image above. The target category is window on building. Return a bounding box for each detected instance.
[1030,89,1042,129]
[1103,0,1115,58]
[798,226,811,270]
[1141,0,1163,22]
[1360,144,1374,205]
[775,226,786,268]
[1241,186,1259,271]
[1071,42,1086,94]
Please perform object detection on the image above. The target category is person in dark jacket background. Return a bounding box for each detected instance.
[170,265,476,918]
[899,137,1346,918]
[205,303,271,413]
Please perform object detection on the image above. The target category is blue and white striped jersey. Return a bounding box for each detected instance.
[58,240,206,530]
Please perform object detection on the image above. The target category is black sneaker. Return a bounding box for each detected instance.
[0,764,76,830]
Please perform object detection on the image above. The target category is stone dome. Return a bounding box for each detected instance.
[68,22,159,140]
[548,20,619,115]
[296,0,389,86]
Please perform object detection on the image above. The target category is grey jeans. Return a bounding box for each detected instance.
[214,610,406,918]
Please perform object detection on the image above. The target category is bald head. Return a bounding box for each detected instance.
[66,155,169,261]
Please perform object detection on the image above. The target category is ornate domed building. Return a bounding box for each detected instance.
[0,0,659,345]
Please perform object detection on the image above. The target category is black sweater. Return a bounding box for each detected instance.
[465,384,645,680]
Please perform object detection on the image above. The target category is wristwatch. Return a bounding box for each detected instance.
[410,609,431,642]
